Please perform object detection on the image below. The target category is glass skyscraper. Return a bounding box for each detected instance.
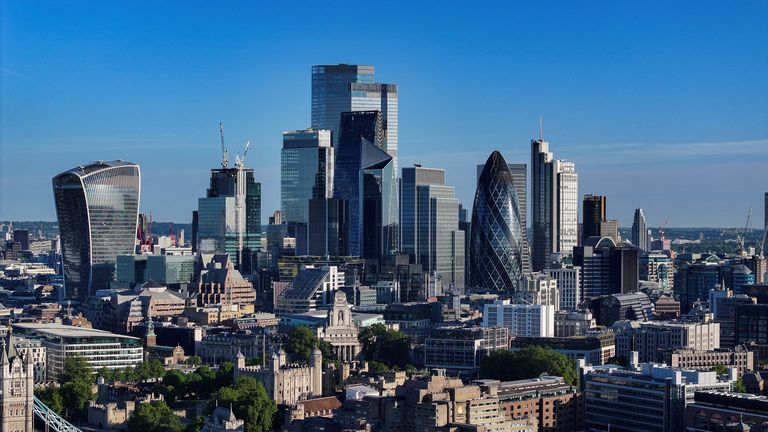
[52,161,141,301]
[281,129,333,224]
[632,208,649,252]
[401,167,465,292]
[470,151,525,292]
[531,138,579,271]
[311,64,398,172]
[195,167,261,272]
[334,111,397,258]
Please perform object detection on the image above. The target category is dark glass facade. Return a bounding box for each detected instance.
[52,161,141,301]
[333,111,397,258]
[470,151,524,291]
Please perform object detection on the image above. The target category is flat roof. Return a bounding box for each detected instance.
[13,323,140,340]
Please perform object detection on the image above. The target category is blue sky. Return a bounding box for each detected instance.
[1,1,767,228]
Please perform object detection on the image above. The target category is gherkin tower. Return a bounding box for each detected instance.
[470,151,526,291]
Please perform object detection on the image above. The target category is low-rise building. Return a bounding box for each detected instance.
[685,391,768,431]
[483,300,555,338]
[660,346,754,373]
[613,320,721,363]
[510,332,616,366]
[554,310,596,337]
[424,326,508,373]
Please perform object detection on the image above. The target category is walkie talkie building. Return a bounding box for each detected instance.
[52,161,141,301]
[470,151,525,292]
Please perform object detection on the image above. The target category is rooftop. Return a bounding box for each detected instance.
[13,323,140,340]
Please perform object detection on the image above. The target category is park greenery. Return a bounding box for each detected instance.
[35,355,96,419]
[209,376,277,432]
[358,323,412,370]
[127,400,183,432]
[480,346,578,385]
[285,325,334,362]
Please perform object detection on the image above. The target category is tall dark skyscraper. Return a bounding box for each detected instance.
[582,194,607,243]
[52,161,141,301]
[333,111,397,258]
[470,151,525,292]
[531,137,579,271]
[195,166,261,273]
[632,208,648,252]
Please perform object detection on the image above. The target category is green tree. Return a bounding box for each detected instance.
[368,361,390,373]
[184,356,202,367]
[285,326,334,362]
[734,377,747,393]
[359,323,411,368]
[127,400,183,432]
[60,355,93,384]
[58,355,96,419]
[216,361,234,389]
[211,376,276,432]
[711,364,729,375]
[35,386,64,414]
[480,346,577,385]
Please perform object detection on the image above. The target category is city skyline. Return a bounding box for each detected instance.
[2,1,767,227]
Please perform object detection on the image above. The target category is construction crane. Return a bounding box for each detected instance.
[659,217,671,240]
[234,140,251,269]
[219,122,229,169]
[759,228,767,257]
[736,207,752,255]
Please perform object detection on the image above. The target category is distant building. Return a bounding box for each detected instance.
[204,405,245,432]
[424,326,508,372]
[661,346,754,373]
[274,266,344,315]
[581,194,606,244]
[686,391,768,432]
[315,291,361,362]
[196,254,256,307]
[13,323,142,378]
[654,295,681,320]
[555,309,596,337]
[640,252,674,290]
[52,161,141,301]
[589,292,654,326]
[511,332,616,365]
[631,208,649,252]
[573,236,640,300]
[483,300,555,337]
[613,321,721,363]
[281,129,333,225]
[234,347,322,405]
[518,272,560,309]
[584,363,734,432]
[548,265,581,311]
[470,151,526,291]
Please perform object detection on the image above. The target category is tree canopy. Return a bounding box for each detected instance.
[211,376,276,432]
[285,326,333,363]
[480,346,577,385]
[56,355,96,419]
[358,323,411,368]
[127,400,183,432]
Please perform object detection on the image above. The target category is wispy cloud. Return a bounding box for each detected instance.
[560,138,768,164]
[1,68,28,79]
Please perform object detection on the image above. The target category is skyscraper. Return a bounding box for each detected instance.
[311,64,398,172]
[281,129,334,224]
[582,194,606,242]
[470,151,525,291]
[531,138,579,271]
[401,166,465,292]
[195,164,261,272]
[477,163,530,275]
[52,161,141,301]
[632,208,649,252]
[333,111,397,258]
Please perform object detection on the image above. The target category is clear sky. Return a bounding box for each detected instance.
[2,1,767,228]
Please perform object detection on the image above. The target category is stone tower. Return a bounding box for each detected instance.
[311,346,322,397]
[0,329,35,432]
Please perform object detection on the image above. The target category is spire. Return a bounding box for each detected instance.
[539,115,543,141]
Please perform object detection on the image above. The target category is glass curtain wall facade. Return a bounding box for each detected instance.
[470,151,524,292]
[281,129,333,224]
[556,160,579,257]
[196,168,261,272]
[402,167,465,292]
[334,111,398,258]
[632,208,648,252]
[52,161,141,301]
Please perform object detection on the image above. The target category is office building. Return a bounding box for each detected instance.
[311,64,398,171]
[555,310,596,337]
[632,208,649,251]
[584,363,734,432]
[274,265,345,315]
[675,255,726,313]
[470,151,526,291]
[401,166,465,292]
[735,304,768,348]
[548,265,582,311]
[686,391,768,431]
[424,326,508,372]
[640,252,674,290]
[483,300,555,337]
[661,346,754,373]
[194,158,261,272]
[281,129,334,224]
[531,138,579,271]
[52,161,141,301]
[478,162,531,276]
[573,236,640,300]
[519,272,560,309]
[13,323,143,378]
[510,332,616,365]
[613,321,721,363]
[590,292,654,326]
[195,254,256,307]
[333,111,398,258]
[581,194,606,243]
[12,229,29,251]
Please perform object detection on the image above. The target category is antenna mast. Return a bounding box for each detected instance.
[539,115,543,141]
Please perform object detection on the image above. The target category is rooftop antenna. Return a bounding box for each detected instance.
[539,115,543,141]
[219,122,229,169]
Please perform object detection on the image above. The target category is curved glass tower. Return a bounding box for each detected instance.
[470,151,525,291]
[52,161,140,301]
